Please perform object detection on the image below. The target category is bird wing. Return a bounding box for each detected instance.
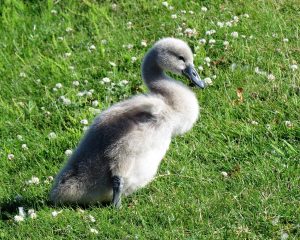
[95,94,169,128]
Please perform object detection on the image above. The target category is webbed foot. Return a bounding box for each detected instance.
[112,175,124,208]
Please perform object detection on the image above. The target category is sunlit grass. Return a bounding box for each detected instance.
[0,0,299,239]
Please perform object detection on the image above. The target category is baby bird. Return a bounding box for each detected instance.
[50,38,205,208]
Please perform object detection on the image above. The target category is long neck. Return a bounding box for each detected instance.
[141,48,200,135]
[142,50,166,88]
[142,49,194,106]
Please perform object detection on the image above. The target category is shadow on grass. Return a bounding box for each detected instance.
[0,196,114,221]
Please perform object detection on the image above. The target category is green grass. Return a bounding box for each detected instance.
[0,0,299,239]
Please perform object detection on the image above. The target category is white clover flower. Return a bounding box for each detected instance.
[199,38,206,44]
[26,176,40,185]
[162,1,168,7]
[243,13,250,18]
[208,39,216,44]
[48,132,57,139]
[184,28,197,38]
[55,83,63,89]
[44,176,54,184]
[231,32,239,38]
[251,120,259,125]
[102,77,111,83]
[18,207,26,217]
[271,216,279,225]
[88,215,96,222]
[73,81,79,86]
[204,57,211,63]
[77,91,85,97]
[283,38,289,42]
[126,21,133,29]
[232,16,239,22]
[230,63,237,70]
[14,215,24,222]
[28,209,37,219]
[217,22,224,28]
[212,75,217,79]
[203,77,213,85]
[51,210,62,217]
[198,65,204,71]
[120,80,129,85]
[51,9,57,15]
[111,3,117,11]
[90,228,99,234]
[66,27,73,32]
[201,6,208,12]
[141,40,147,47]
[52,87,58,92]
[77,208,85,213]
[254,67,261,74]
[284,121,293,128]
[19,72,26,78]
[109,61,116,67]
[169,5,174,10]
[101,39,107,45]
[21,144,28,150]
[290,64,298,71]
[64,52,72,57]
[225,21,233,27]
[86,91,92,97]
[31,177,40,184]
[189,10,194,14]
[65,149,73,156]
[63,98,71,105]
[92,100,99,107]
[89,44,96,51]
[221,171,228,177]
[17,135,23,141]
[8,154,15,160]
[267,74,275,81]
[171,14,177,19]
[127,44,134,49]
[80,119,88,125]
[131,57,137,63]
[281,232,288,240]
[223,41,229,46]
[206,30,216,35]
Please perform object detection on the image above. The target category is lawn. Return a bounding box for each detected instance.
[0,0,299,239]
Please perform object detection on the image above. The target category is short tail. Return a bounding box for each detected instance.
[50,171,86,204]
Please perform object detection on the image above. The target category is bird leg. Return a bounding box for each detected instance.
[112,175,124,208]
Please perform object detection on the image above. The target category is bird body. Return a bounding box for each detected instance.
[50,38,205,206]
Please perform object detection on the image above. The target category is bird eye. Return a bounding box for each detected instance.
[178,56,185,62]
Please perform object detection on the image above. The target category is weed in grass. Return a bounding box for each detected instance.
[0,0,299,239]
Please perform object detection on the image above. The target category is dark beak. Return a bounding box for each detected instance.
[182,65,205,89]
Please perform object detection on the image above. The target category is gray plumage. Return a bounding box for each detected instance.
[50,38,205,206]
